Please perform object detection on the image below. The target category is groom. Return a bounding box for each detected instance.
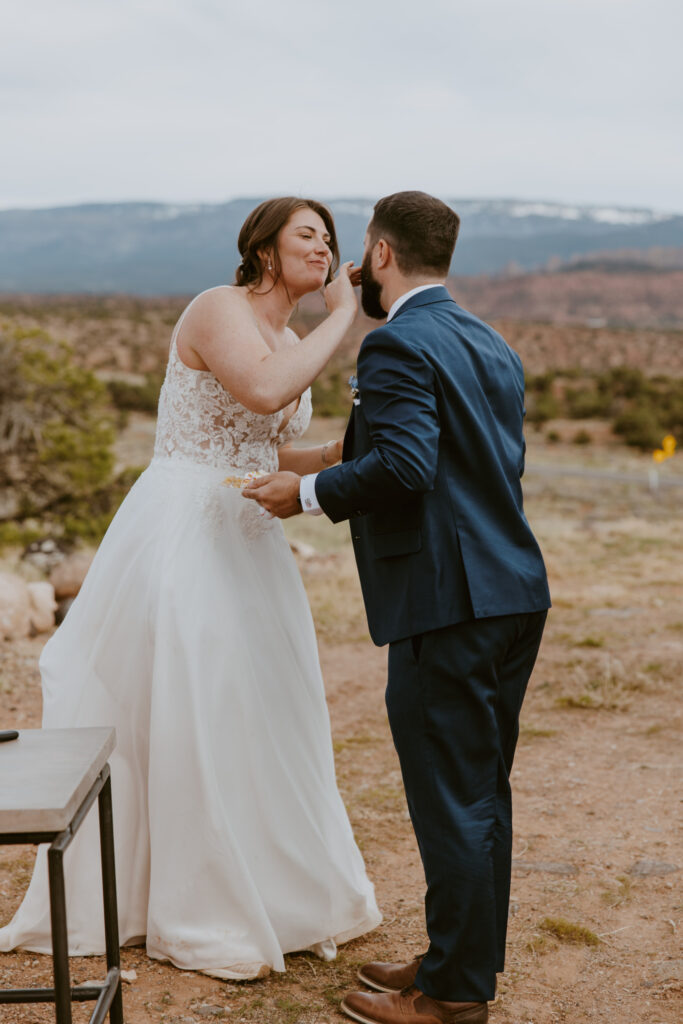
[244,191,551,1024]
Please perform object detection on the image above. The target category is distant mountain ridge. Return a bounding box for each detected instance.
[1,198,682,294]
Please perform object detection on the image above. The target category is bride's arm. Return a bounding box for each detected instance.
[181,266,356,415]
[277,440,343,475]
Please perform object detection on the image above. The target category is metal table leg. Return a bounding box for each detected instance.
[48,839,73,1024]
[98,767,123,1024]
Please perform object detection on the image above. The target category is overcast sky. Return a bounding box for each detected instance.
[2,0,681,212]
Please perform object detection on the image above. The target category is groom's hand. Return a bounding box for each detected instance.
[242,471,302,519]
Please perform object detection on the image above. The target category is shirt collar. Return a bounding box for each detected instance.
[386,284,444,322]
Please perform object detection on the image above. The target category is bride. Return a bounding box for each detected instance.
[0,197,381,979]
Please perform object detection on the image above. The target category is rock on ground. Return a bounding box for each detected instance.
[27,581,57,634]
[49,551,94,599]
[0,572,32,640]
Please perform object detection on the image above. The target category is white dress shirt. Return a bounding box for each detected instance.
[299,284,443,516]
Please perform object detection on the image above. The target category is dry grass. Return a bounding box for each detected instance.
[539,917,600,947]
[601,875,635,908]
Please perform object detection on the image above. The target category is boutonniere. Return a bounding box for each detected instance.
[348,374,360,405]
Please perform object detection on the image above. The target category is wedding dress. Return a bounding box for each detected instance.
[0,287,381,977]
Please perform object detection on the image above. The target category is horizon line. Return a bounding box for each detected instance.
[0,196,680,217]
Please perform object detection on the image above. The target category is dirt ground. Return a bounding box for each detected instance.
[0,430,681,1023]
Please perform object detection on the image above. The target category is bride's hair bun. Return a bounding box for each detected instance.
[235,255,255,288]
[233,197,339,290]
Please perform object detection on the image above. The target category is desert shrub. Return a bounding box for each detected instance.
[565,386,613,419]
[520,368,681,449]
[55,466,144,541]
[0,521,45,547]
[600,366,648,399]
[526,392,561,425]
[649,382,683,437]
[546,429,561,443]
[612,404,664,449]
[0,325,119,538]
[107,373,164,414]
[573,429,592,445]
[526,371,557,394]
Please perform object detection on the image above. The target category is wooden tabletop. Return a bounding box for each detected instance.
[0,728,116,834]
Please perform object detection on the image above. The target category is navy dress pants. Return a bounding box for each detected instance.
[386,610,547,1003]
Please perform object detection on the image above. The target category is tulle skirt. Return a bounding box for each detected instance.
[0,457,380,975]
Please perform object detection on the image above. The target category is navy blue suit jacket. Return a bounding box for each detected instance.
[315,286,551,647]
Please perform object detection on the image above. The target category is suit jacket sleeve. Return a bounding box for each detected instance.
[315,325,440,523]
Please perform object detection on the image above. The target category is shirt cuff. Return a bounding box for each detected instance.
[300,473,323,515]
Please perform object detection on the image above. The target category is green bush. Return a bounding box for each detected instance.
[612,404,664,449]
[521,368,681,450]
[54,467,144,541]
[0,521,45,548]
[650,384,683,437]
[107,373,164,414]
[526,392,561,425]
[0,325,121,540]
[565,387,613,419]
[600,367,648,399]
[526,372,556,394]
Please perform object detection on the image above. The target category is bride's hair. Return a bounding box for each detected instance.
[235,197,339,290]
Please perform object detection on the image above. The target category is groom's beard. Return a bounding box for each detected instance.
[360,253,387,320]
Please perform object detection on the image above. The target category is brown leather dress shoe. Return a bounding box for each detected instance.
[341,985,488,1024]
[357,954,425,993]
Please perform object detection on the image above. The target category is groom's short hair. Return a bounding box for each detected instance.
[368,191,460,276]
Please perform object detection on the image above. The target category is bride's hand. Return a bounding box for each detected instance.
[324,261,357,317]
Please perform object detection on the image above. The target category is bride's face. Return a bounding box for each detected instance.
[274,208,333,294]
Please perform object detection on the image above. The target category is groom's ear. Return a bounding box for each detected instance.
[374,238,392,270]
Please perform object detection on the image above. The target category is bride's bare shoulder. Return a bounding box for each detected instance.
[179,286,258,347]
[190,285,252,322]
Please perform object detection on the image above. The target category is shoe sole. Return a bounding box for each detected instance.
[340,999,384,1024]
[342,996,488,1024]
[356,969,399,993]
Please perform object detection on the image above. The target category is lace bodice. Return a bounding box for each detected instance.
[154,290,312,474]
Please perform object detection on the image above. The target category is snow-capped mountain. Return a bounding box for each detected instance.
[0,198,680,293]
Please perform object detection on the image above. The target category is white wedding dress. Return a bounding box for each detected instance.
[0,288,381,977]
